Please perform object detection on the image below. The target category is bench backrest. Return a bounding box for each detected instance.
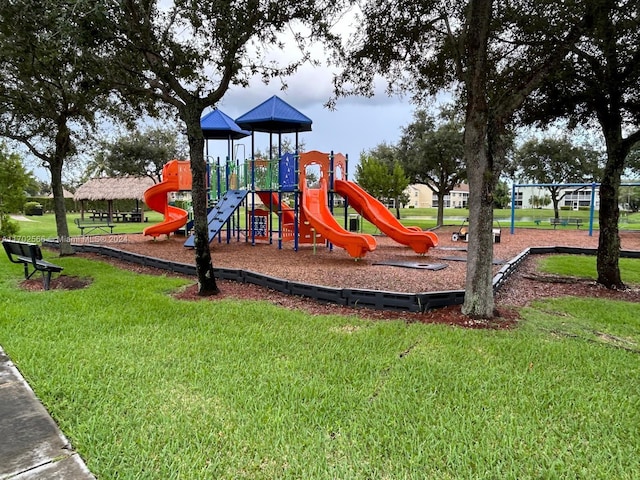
[2,240,42,261]
[75,217,112,225]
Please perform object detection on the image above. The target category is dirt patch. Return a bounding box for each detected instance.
[170,279,520,328]
[20,275,92,291]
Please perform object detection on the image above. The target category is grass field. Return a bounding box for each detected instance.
[8,211,164,240]
[1,213,639,478]
[10,204,640,240]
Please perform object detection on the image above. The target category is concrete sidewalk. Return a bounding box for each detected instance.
[0,347,94,479]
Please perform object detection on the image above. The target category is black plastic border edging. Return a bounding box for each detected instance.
[42,240,639,314]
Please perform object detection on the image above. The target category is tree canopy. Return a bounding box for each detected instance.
[0,0,114,254]
[520,0,640,289]
[355,151,410,219]
[0,144,33,236]
[85,126,188,183]
[397,108,465,226]
[514,136,602,218]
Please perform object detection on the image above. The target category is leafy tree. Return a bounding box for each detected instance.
[85,126,188,183]
[528,194,551,209]
[254,138,307,161]
[355,155,388,200]
[355,154,410,219]
[334,0,587,317]
[620,186,640,213]
[365,142,398,166]
[627,145,640,177]
[0,1,112,255]
[521,0,640,289]
[105,1,342,296]
[514,136,601,218]
[493,181,511,209]
[397,108,465,226]
[23,177,44,198]
[388,163,411,218]
[0,145,32,237]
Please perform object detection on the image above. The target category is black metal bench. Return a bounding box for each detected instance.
[549,218,582,229]
[2,240,64,290]
[549,218,565,229]
[74,217,115,235]
[567,218,583,229]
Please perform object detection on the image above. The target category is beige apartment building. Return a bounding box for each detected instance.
[403,183,469,209]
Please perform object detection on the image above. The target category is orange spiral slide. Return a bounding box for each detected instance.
[143,160,191,238]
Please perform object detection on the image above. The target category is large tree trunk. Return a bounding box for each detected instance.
[49,159,73,256]
[185,107,219,296]
[461,0,495,318]
[463,118,495,318]
[552,197,560,219]
[52,121,73,256]
[436,190,445,227]
[597,136,626,289]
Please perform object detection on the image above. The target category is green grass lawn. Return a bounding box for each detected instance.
[3,211,640,478]
[1,240,640,477]
[10,211,164,239]
[12,203,639,242]
[539,254,640,284]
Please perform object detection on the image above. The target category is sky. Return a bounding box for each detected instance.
[203,73,417,174]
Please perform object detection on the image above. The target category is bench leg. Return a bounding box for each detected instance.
[43,271,52,290]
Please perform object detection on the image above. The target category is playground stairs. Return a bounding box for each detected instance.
[184,190,249,248]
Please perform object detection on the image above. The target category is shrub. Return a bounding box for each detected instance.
[24,201,43,216]
[0,213,19,238]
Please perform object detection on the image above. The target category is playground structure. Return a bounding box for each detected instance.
[143,96,439,258]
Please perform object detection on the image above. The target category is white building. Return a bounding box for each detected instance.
[509,184,601,210]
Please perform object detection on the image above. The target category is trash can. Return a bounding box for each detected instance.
[349,215,360,232]
[493,228,501,243]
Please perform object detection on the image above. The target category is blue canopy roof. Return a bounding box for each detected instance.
[235,95,313,133]
[200,109,250,140]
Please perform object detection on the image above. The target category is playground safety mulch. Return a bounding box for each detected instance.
[60,226,640,328]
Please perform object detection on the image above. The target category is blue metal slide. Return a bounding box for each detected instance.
[183,190,249,247]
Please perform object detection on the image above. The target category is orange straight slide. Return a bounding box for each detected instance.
[335,179,438,254]
[301,178,376,259]
[143,160,190,237]
[256,191,295,224]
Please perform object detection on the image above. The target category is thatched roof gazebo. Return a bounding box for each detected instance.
[48,189,74,199]
[74,176,155,221]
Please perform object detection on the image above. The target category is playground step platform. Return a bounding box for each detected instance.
[184,190,249,248]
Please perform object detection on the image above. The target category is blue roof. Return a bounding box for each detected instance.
[235,95,312,133]
[200,109,250,140]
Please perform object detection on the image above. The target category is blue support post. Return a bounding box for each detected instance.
[293,150,299,252]
[251,133,256,246]
[589,183,596,237]
[510,183,516,234]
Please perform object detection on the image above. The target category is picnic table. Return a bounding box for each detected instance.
[86,211,147,223]
[75,217,115,234]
